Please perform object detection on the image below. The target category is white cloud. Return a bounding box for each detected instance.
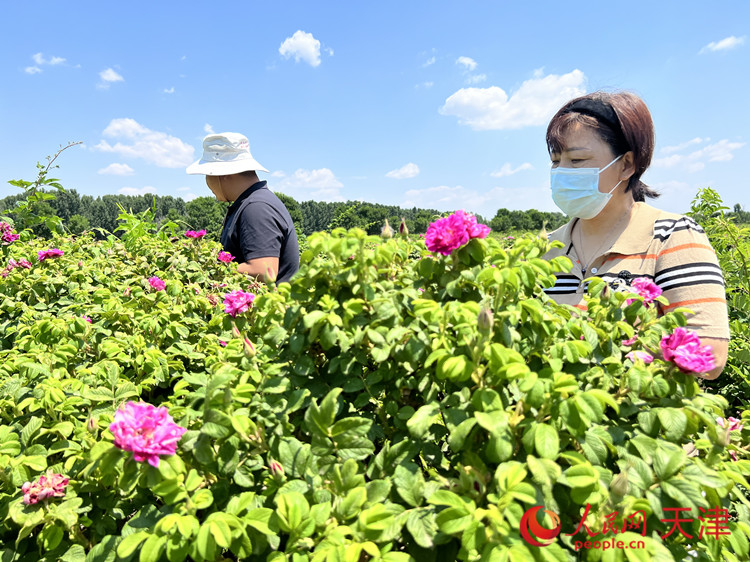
[118,186,157,196]
[402,184,557,217]
[100,68,123,82]
[415,81,434,89]
[490,163,534,177]
[163,87,175,94]
[386,163,420,179]
[182,193,199,202]
[422,56,436,67]
[94,118,195,168]
[660,137,706,154]
[25,53,66,74]
[98,67,124,89]
[653,139,745,172]
[272,168,344,201]
[325,47,334,57]
[700,35,746,53]
[203,123,215,134]
[279,30,322,67]
[177,186,192,192]
[456,56,477,71]
[439,69,586,130]
[466,74,487,85]
[98,163,135,176]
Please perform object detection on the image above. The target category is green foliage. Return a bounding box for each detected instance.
[2,209,750,561]
[687,187,750,414]
[5,142,82,237]
[114,198,180,253]
[490,207,568,234]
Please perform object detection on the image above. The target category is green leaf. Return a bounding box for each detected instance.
[652,447,686,481]
[117,531,149,559]
[656,408,688,441]
[305,388,342,437]
[534,424,560,459]
[562,463,597,489]
[196,523,218,561]
[661,477,707,511]
[21,416,43,446]
[406,508,437,548]
[336,487,367,521]
[85,535,118,562]
[394,464,425,507]
[448,418,477,452]
[139,534,167,562]
[437,355,474,382]
[191,489,213,510]
[436,507,472,535]
[245,508,275,535]
[275,491,310,532]
[209,519,233,549]
[406,403,440,439]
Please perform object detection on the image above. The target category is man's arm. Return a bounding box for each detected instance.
[237,256,279,282]
[236,202,283,281]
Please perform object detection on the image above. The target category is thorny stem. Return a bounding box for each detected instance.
[34,141,83,191]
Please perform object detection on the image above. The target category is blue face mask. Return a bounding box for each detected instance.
[550,155,623,219]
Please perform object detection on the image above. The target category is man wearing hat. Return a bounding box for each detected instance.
[187,132,299,283]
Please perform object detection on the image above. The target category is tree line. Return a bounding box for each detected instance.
[5,188,746,240]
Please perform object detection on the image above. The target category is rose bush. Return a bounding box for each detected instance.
[0,208,749,561]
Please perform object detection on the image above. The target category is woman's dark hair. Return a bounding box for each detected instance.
[546,91,658,201]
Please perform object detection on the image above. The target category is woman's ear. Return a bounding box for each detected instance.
[620,151,636,182]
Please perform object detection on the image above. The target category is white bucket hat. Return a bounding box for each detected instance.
[186,132,268,175]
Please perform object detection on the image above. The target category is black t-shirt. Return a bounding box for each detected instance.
[220,181,300,283]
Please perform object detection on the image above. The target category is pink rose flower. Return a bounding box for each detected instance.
[37,248,64,261]
[626,277,662,306]
[22,471,69,505]
[717,416,744,432]
[217,251,234,263]
[185,229,207,239]
[660,327,715,374]
[0,222,19,245]
[82,315,92,323]
[148,276,166,291]
[424,210,491,256]
[219,340,227,347]
[109,402,187,467]
[626,350,654,363]
[223,290,256,317]
[730,450,739,461]
[622,334,638,346]
[19,259,32,269]
[462,211,492,239]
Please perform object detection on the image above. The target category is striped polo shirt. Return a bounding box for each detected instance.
[543,202,730,340]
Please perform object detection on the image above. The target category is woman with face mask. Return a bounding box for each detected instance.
[542,91,729,379]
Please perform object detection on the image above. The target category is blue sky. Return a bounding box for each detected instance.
[1,1,748,220]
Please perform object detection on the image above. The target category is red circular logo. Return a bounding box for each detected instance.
[520,506,561,547]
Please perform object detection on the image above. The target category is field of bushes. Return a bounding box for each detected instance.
[2,162,750,561]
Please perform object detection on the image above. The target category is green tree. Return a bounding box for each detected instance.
[67,214,90,235]
[186,196,228,240]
